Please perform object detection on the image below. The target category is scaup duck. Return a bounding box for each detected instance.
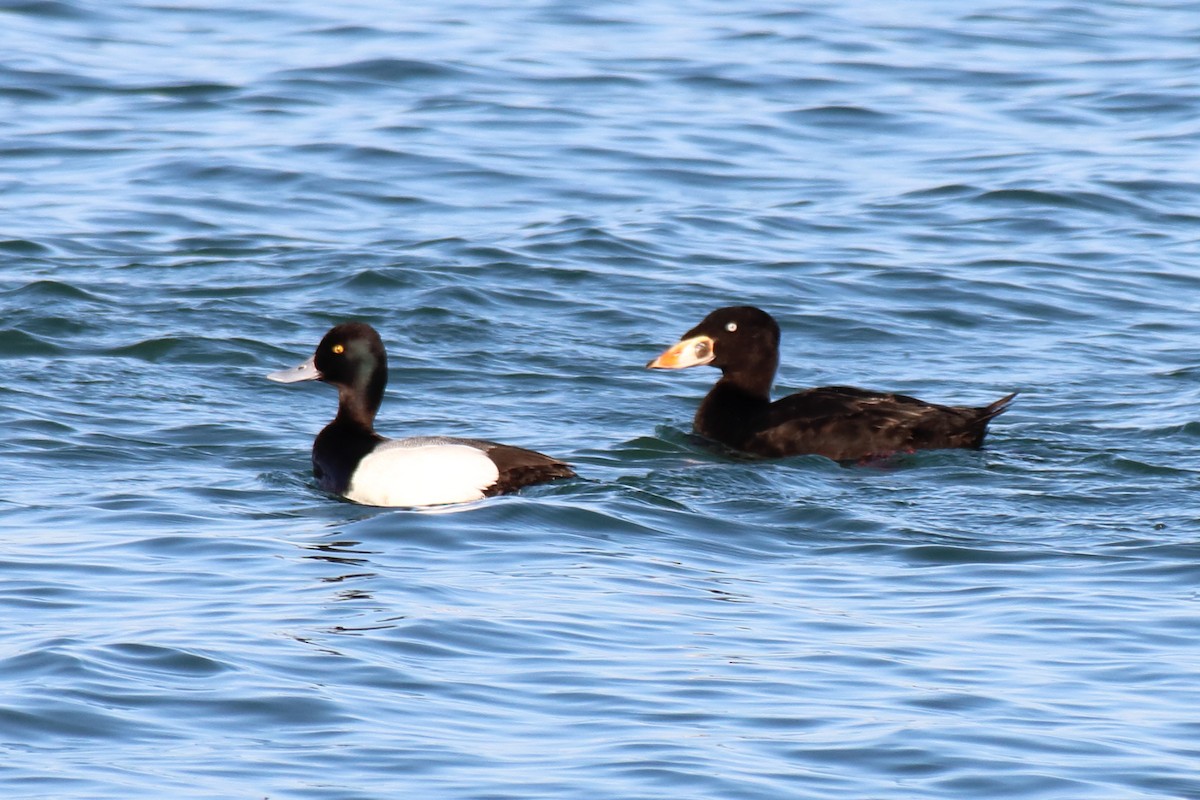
[268,322,575,507]
[647,306,1016,461]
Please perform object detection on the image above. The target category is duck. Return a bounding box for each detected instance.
[268,322,575,507]
[647,306,1016,461]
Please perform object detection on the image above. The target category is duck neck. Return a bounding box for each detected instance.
[695,365,775,447]
[716,353,777,400]
[334,369,386,430]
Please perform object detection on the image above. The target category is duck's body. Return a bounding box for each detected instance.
[692,381,1015,461]
[269,322,574,507]
[314,430,573,507]
[649,306,1015,462]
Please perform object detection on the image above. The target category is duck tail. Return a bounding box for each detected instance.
[978,391,1018,422]
[957,391,1017,449]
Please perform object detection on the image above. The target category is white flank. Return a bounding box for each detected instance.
[344,439,500,508]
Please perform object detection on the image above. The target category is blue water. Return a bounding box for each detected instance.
[3,1,1200,797]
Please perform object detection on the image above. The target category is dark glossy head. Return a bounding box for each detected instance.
[648,306,781,374]
[268,322,389,422]
[313,322,387,389]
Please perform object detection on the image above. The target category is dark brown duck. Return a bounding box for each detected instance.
[648,306,1016,461]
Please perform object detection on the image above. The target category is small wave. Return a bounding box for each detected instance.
[0,65,109,96]
[900,544,1053,566]
[1087,90,1199,119]
[138,159,304,190]
[901,183,979,200]
[102,643,228,678]
[2,279,107,302]
[0,328,66,356]
[272,58,470,86]
[104,337,187,362]
[783,104,904,131]
[1,0,94,19]
[116,82,240,100]
[972,188,1155,220]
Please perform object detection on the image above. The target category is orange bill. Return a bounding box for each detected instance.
[646,335,715,369]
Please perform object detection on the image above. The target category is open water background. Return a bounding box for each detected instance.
[3,1,1200,797]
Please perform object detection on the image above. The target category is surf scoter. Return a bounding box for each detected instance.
[648,306,1016,461]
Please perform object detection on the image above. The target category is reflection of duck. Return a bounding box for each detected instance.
[649,306,1016,461]
[269,322,574,507]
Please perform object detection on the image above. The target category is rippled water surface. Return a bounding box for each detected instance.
[3,1,1200,797]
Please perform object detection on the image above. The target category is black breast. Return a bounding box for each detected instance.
[312,421,383,494]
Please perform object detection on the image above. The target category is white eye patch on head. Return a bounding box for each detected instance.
[725,322,738,332]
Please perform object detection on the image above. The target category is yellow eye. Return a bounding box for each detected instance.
[332,344,345,354]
